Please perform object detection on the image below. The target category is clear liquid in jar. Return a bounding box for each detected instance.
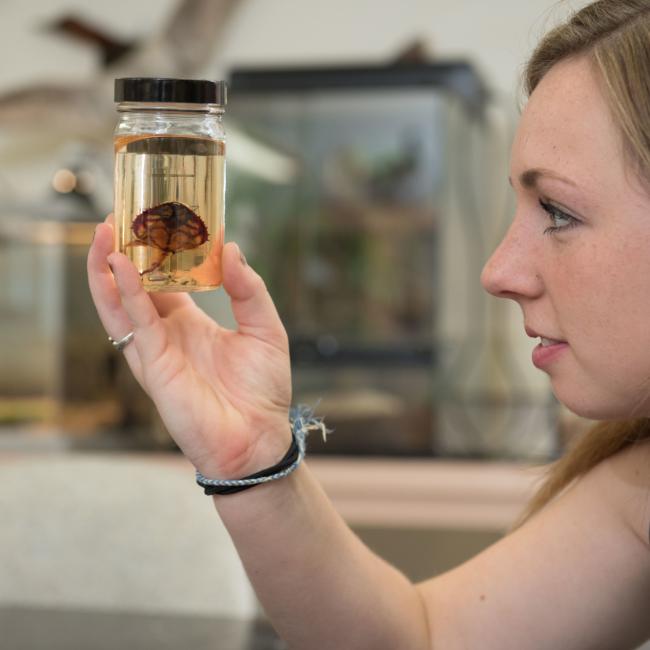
[114,134,225,292]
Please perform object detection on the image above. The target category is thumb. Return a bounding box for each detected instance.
[222,242,287,347]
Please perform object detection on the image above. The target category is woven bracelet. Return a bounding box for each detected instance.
[195,406,328,496]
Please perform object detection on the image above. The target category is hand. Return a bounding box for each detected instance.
[87,217,292,479]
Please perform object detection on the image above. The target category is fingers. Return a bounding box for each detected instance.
[106,250,173,369]
[87,221,142,375]
[221,242,288,349]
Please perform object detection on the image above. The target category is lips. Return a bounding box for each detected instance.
[525,326,569,369]
[532,340,569,369]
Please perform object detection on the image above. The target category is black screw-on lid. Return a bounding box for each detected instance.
[114,78,227,105]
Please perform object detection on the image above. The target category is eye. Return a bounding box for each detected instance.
[539,199,579,235]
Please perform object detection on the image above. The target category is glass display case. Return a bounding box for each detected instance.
[222,62,560,460]
[0,62,559,461]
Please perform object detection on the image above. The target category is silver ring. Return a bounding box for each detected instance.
[108,331,135,352]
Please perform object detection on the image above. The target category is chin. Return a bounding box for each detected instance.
[550,384,647,421]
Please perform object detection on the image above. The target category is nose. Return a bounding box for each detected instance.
[480,214,543,301]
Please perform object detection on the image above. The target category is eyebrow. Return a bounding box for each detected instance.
[509,169,579,190]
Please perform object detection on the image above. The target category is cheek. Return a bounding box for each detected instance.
[556,247,650,370]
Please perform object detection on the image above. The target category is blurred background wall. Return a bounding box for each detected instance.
[0,0,597,615]
[1,0,585,97]
[0,0,593,454]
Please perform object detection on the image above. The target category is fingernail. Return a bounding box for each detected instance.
[91,226,97,245]
[239,248,247,266]
[107,252,115,273]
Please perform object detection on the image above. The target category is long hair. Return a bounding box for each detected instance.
[512,0,650,529]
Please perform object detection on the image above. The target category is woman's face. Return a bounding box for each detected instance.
[481,55,650,419]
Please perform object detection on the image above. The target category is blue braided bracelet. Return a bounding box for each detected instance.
[195,406,328,495]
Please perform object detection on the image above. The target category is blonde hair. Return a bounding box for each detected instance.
[513,0,650,529]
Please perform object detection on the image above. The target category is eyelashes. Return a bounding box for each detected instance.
[539,199,580,235]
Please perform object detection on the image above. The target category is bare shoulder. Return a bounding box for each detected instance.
[597,437,650,548]
[417,441,650,649]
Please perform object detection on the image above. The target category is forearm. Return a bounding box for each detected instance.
[213,462,431,650]
[92,225,428,645]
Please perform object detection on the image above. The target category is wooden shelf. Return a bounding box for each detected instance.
[308,456,547,532]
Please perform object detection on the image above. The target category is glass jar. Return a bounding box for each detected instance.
[113,78,227,292]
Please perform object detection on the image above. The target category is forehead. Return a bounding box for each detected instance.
[513,56,626,191]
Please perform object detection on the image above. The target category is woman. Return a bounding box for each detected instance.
[88,1,650,647]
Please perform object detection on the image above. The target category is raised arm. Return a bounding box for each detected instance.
[87,219,430,649]
[88,220,650,650]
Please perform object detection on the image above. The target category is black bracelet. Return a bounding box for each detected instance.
[197,434,301,496]
[194,406,328,495]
